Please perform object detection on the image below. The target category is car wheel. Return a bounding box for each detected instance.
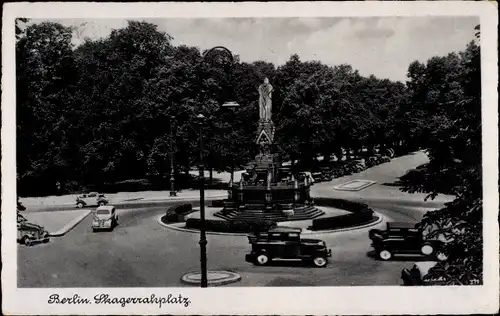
[21,235,29,245]
[435,251,448,262]
[76,202,84,208]
[98,201,105,206]
[255,254,269,266]
[421,244,435,256]
[313,257,327,268]
[24,238,32,246]
[378,249,392,261]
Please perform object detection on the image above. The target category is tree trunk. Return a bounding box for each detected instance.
[335,147,343,162]
[209,168,213,183]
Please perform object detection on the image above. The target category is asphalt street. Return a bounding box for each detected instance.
[18,152,452,287]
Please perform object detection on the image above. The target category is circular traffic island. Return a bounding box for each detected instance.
[181,271,241,286]
[159,198,381,235]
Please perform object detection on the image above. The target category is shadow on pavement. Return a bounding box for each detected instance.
[366,250,434,262]
[246,260,327,268]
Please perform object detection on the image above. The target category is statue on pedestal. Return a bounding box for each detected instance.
[258,77,273,122]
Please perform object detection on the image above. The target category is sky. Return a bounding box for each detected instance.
[34,16,478,82]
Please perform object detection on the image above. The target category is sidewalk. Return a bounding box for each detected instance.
[21,189,228,210]
[22,209,92,236]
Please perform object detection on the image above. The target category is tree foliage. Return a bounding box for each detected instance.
[17,19,480,225]
[401,30,482,285]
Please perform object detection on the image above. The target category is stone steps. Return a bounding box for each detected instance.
[214,205,324,222]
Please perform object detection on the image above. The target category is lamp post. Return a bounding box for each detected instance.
[197,46,239,288]
[169,116,177,197]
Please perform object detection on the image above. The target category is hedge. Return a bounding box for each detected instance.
[104,179,153,193]
[162,204,193,223]
[312,209,375,230]
[172,203,192,215]
[313,198,370,212]
[185,218,276,233]
[211,200,225,208]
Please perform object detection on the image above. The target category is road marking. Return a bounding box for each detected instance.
[333,180,376,191]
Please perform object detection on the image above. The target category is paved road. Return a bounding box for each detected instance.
[18,203,421,287]
[18,152,452,287]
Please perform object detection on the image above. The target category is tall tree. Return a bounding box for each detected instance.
[402,28,482,285]
[17,22,78,196]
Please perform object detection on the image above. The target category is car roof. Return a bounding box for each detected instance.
[388,222,417,229]
[267,226,302,233]
[96,205,114,211]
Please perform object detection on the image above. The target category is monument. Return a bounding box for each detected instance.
[215,78,324,222]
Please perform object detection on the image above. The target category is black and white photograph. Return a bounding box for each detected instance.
[2,2,498,315]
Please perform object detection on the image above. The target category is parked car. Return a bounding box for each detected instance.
[303,171,315,184]
[368,222,448,261]
[245,226,332,267]
[76,192,108,208]
[17,217,50,246]
[91,205,118,232]
[381,155,391,163]
[331,168,344,178]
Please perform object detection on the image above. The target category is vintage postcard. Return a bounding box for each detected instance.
[2,1,498,315]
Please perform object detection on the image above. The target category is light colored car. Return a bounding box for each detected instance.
[76,192,108,208]
[92,205,118,232]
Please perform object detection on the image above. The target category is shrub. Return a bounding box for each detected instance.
[163,212,180,223]
[172,203,192,215]
[313,198,370,212]
[101,179,153,193]
[211,200,225,208]
[163,204,193,223]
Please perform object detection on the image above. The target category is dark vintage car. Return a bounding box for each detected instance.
[369,222,448,261]
[245,226,332,267]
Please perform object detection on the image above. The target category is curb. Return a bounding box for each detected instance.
[26,195,228,212]
[49,210,92,237]
[333,180,377,192]
[156,211,384,236]
[181,271,241,286]
[124,194,228,203]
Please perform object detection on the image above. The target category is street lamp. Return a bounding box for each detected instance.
[197,46,239,288]
[169,116,176,197]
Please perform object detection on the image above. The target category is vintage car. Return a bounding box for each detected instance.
[311,171,324,182]
[369,222,448,261]
[92,205,118,232]
[245,226,332,267]
[76,192,108,208]
[17,214,50,246]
